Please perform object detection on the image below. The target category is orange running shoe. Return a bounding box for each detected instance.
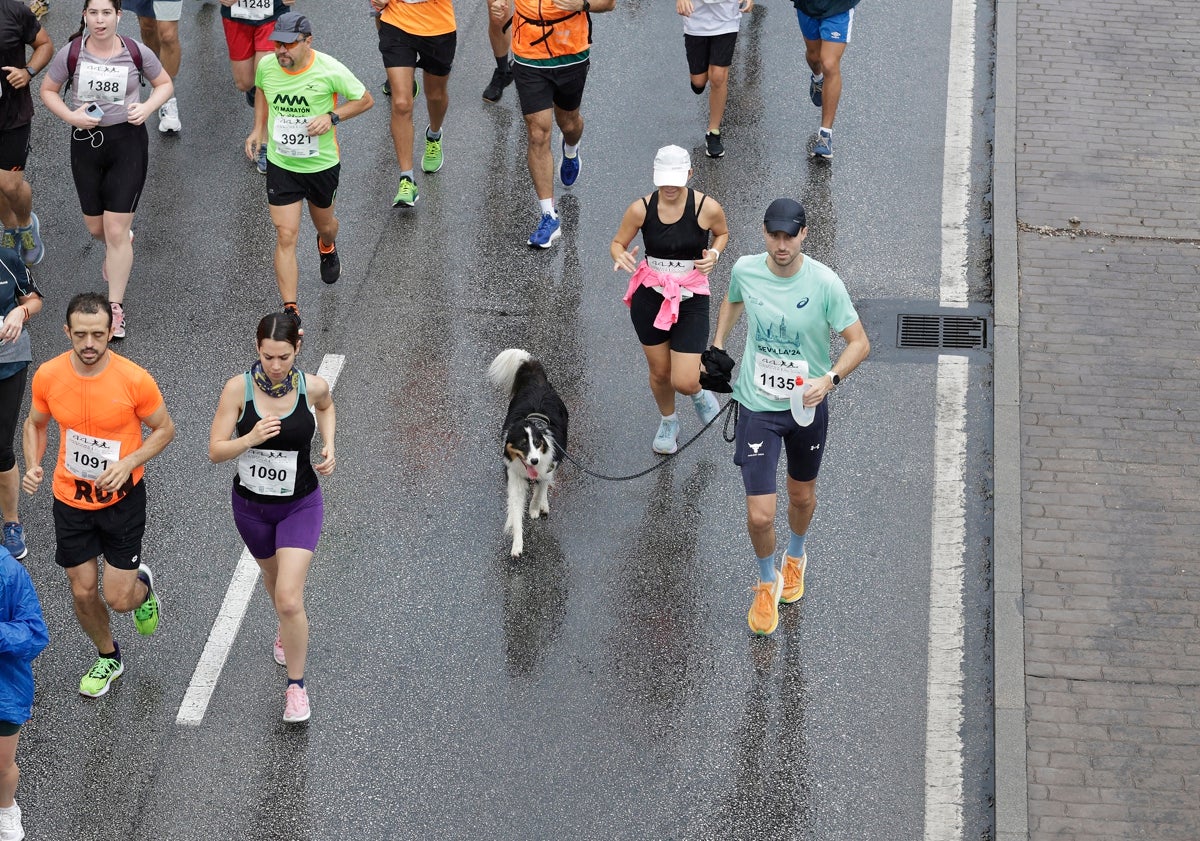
[781,554,807,603]
[747,573,783,636]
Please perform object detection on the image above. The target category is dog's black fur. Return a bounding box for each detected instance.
[488,349,569,556]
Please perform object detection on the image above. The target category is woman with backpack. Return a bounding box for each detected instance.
[38,0,173,340]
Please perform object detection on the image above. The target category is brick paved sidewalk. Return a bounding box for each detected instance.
[1014,1,1200,839]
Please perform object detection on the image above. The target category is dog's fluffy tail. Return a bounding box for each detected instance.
[488,348,532,394]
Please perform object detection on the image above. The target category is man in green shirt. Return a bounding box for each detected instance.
[245,12,373,325]
[709,197,869,636]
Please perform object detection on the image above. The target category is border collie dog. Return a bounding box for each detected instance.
[488,349,569,557]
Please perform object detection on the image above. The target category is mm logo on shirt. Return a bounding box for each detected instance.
[273,93,310,107]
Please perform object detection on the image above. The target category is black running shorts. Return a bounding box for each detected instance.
[685,32,738,75]
[628,285,711,353]
[53,479,147,570]
[511,60,588,116]
[69,122,149,217]
[266,161,340,208]
[0,124,31,171]
[377,21,456,76]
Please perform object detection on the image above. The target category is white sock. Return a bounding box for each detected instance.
[819,126,833,135]
[562,141,579,158]
[661,412,678,422]
[812,73,824,82]
[538,198,556,216]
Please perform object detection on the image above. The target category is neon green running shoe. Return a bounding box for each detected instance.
[134,563,160,636]
[79,656,125,697]
[0,229,14,250]
[392,176,418,208]
[422,130,444,174]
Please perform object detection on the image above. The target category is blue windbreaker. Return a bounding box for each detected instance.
[0,548,48,725]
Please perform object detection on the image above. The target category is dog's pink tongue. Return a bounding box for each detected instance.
[526,465,539,480]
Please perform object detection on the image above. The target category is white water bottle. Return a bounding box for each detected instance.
[790,376,815,427]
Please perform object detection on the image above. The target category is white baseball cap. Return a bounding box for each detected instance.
[653,145,691,187]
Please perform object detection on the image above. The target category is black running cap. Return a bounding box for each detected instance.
[763,198,806,235]
[270,12,312,42]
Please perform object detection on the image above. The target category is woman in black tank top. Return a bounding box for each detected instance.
[610,145,730,454]
[207,312,336,724]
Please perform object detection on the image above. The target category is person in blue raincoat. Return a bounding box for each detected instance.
[0,545,48,841]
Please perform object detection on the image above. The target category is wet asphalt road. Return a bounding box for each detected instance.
[11,0,995,838]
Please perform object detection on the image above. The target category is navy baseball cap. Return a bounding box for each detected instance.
[763,198,807,235]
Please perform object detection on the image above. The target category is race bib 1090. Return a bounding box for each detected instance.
[237,448,298,496]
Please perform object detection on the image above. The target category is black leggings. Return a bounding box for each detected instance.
[70,121,149,216]
[0,365,28,472]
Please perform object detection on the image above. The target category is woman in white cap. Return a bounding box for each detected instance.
[610,144,729,454]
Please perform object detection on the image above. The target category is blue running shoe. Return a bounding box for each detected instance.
[809,75,823,107]
[2,522,26,561]
[811,129,833,160]
[527,213,561,249]
[652,416,679,455]
[18,213,44,266]
[691,389,720,425]
[256,144,268,175]
[559,139,580,187]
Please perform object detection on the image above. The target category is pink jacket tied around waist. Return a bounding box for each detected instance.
[623,259,711,331]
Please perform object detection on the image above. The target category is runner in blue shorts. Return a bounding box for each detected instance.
[708,197,869,635]
[208,311,336,724]
[792,0,859,159]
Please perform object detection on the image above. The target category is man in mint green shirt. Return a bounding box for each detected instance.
[245,12,373,324]
[710,197,869,636]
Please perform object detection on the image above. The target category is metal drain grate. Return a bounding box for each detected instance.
[897,314,988,349]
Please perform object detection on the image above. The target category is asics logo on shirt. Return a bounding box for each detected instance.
[796,297,810,308]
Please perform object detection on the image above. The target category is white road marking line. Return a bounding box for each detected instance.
[924,0,977,831]
[924,355,969,840]
[940,0,977,308]
[176,354,345,726]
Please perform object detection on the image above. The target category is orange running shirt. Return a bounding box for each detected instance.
[380,0,456,37]
[31,351,165,511]
[512,0,590,64]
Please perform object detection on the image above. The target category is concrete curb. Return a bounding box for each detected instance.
[991,0,1028,839]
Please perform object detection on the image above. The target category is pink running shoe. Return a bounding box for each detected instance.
[109,301,126,339]
[283,684,310,723]
[273,632,286,667]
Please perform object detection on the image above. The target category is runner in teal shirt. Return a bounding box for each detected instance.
[709,197,870,636]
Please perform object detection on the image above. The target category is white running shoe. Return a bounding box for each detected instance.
[0,802,22,841]
[158,97,181,133]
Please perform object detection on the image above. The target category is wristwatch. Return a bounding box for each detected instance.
[25,65,38,77]
[829,371,842,386]
[327,111,340,126]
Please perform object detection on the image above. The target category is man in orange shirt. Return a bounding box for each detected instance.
[370,0,456,209]
[490,0,616,248]
[21,292,175,698]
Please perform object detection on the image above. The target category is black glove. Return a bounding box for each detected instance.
[700,345,735,393]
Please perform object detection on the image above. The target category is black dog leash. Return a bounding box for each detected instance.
[558,400,738,482]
